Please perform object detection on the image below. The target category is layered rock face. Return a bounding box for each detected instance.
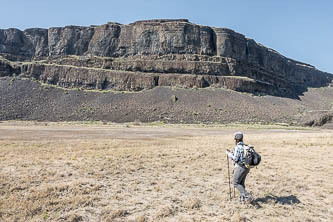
[1,19,332,97]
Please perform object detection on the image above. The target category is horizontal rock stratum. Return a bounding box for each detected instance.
[0,19,332,98]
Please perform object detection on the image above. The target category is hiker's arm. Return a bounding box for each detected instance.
[226,146,240,161]
[233,145,241,162]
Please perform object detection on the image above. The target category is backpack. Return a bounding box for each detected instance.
[243,145,261,168]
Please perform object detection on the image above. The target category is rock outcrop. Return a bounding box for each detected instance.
[0,19,332,97]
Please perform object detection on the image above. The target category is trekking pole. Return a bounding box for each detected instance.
[227,154,232,200]
[233,168,235,198]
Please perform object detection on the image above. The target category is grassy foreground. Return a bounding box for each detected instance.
[0,122,332,221]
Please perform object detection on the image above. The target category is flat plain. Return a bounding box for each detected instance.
[0,122,332,221]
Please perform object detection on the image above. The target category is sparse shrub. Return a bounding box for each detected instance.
[155,206,175,218]
[135,215,147,222]
[133,119,142,126]
[42,212,48,221]
[231,212,248,222]
[68,214,83,222]
[151,121,165,126]
[305,112,333,126]
[110,209,128,219]
[316,113,333,126]
[9,75,16,85]
[182,198,201,209]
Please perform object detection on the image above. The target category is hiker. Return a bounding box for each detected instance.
[226,132,253,203]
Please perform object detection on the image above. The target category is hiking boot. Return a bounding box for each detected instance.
[244,194,254,204]
[239,195,245,202]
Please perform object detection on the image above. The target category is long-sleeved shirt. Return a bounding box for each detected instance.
[227,142,245,167]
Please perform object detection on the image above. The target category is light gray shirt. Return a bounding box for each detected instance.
[227,142,245,167]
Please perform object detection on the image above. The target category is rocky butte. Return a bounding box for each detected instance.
[0,19,333,125]
[1,19,332,97]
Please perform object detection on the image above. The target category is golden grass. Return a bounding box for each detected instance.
[0,120,310,130]
[0,124,332,221]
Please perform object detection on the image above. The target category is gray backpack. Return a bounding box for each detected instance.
[243,145,261,168]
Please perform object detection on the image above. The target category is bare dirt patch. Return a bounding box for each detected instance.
[0,123,332,221]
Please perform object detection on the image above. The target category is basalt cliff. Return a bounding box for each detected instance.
[1,19,333,125]
[1,19,332,97]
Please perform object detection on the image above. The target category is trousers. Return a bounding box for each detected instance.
[233,165,250,197]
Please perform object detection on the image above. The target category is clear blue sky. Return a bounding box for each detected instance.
[1,0,332,73]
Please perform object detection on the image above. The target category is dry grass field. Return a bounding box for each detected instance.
[0,122,332,222]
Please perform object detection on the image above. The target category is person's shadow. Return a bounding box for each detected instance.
[252,194,300,208]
